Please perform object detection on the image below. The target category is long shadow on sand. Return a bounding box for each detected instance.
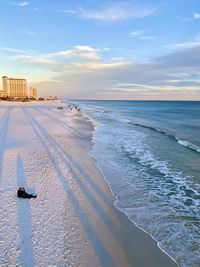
[23,107,117,267]
[0,108,12,181]
[33,107,80,137]
[31,107,112,208]
[26,109,120,235]
[29,112,121,237]
[16,155,35,266]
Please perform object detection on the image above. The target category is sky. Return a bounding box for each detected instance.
[0,0,200,100]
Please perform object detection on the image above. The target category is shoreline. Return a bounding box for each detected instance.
[79,106,178,267]
[0,100,178,266]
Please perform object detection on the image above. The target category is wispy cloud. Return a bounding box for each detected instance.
[4,45,131,74]
[195,33,200,40]
[0,47,33,54]
[56,9,76,14]
[61,3,156,22]
[129,30,145,37]
[139,36,155,40]
[20,30,36,36]
[183,12,200,21]
[3,45,101,75]
[51,45,100,61]
[129,30,155,40]
[14,1,30,7]
[166,34,200,49]
[7,54,58,67]
[193,13,200,19]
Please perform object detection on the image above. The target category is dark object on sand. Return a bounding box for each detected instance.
[57,106,63,110]
[17,187,37,199]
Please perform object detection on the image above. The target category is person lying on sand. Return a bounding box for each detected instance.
[17,187,37,199]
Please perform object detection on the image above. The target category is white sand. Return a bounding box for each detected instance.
[0,100,177,267]
[0,101,100,266]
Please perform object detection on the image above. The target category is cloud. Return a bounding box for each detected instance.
[21,30,36,36]
[3,44,200,99]
[155,44,200,69]
[166,41,200,50]
[193,13,200,19]
[7,54,59,67]
[51,46,100,61]
[110,83,187,93]
[139,36,155,40]
[195,33,200,40]
[0,47,34,54]
[56,9,76,14]
[129,30,145,37]
[15,1,30,7]
[5,45,101,67]
[129,30,155,40]
[183,13,200,21]
[166,34,200,50]
[74,45,97,52]
[63,3,156,22]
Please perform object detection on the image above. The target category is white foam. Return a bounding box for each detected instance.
[177,139,200,153]
[79,105,200,267]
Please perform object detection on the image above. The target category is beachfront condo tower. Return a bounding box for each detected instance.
[2,76,27,98]
[29,86,38,99]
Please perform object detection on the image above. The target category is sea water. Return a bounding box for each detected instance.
[68,100,200,267]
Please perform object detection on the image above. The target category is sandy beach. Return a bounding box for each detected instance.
[0,100,177,267]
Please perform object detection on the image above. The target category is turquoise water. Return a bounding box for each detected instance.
[68,100,200,267]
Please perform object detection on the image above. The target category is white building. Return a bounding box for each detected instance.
[2,76,27,98]
[29,86,38,99]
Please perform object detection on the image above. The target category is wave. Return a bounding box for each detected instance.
[90,119,200,267]
[131,122,200,154]
[177,139,200,153]
[75,103,200,267]
[69,100,200,154]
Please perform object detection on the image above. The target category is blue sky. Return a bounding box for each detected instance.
[0,0,200,99]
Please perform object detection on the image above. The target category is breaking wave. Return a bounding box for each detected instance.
[131,122,200,154]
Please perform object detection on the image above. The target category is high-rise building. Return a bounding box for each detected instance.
[0,90,6,98]
[29,86,38,99]
[2,76,27,98]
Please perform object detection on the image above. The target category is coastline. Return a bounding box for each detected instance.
[78,105,178,267]
[0,100,177,266]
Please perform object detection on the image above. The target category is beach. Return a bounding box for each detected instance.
[0,100,177,266]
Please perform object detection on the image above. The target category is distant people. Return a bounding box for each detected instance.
[17,187,37,199]
[66,104,80,112]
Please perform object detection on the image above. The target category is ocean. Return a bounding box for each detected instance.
[68,100,200,267]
